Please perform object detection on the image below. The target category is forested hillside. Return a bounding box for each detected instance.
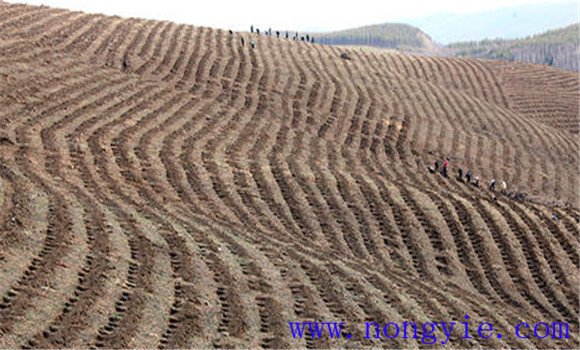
[317,22,578,71]
[447,24,579,71]
[316,23,436,52]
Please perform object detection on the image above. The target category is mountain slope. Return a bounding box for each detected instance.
[315,23,437,52]
[449,24,580,72]
[0,2,578,348]
[317,22,579,72]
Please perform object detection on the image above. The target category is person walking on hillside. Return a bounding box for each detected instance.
[241,37,245,46]
[251,25,254,33]
[428,159,439,174]
[250,40,256,49]
[306,34,310,42]
[501,180,507,194]
[457,168,464,182]
[466,169,472,184]
[285,31,289,39]
[473,176,480,188]
[122,56,130,70]
[489,178,496,191]
[276,30,280,38]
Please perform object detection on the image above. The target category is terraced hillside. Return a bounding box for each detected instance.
[0,2,578,348]
[487,60,580,134]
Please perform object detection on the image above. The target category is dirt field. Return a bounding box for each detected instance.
[0,2,578,348]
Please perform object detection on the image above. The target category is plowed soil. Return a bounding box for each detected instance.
[0,2,578,348]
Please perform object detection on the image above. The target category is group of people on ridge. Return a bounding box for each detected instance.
[237,25,315,49]
[250,25,315,42]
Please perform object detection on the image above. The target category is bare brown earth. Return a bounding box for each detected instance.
[0,2,578,349]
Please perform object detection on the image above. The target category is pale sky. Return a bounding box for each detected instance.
[6,0,578,32]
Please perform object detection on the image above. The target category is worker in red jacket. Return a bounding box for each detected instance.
[442,158,449,177]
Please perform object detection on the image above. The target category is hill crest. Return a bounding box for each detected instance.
[316,23,437,52]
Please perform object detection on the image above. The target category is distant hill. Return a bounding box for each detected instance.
[405,2,578,44]
[317,21,579,72]
[315,23,437,52]
[448,24,580,71]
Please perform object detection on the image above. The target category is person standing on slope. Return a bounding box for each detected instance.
[442,157,449,177]
[489,179,496,191]
[428,159,439,174]
[457,168,464,182]
[501,180,507,194]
